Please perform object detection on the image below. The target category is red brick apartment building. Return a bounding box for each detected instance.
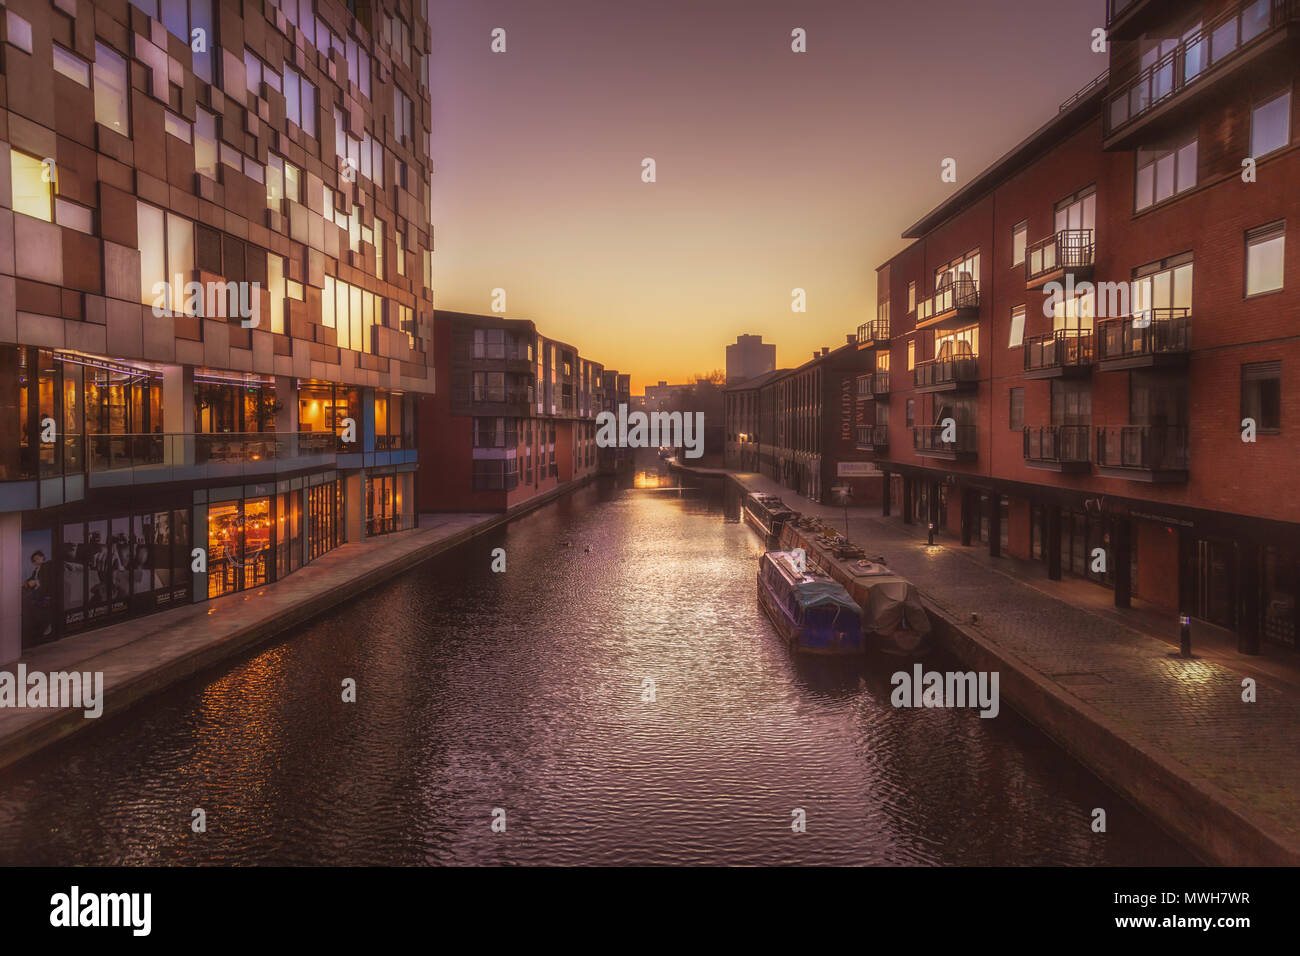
[870,0,1300,654]
[416,311,623,512]
[724,336,883,505]
[0,0,436,663]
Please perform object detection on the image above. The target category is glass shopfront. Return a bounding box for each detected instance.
[18,506,192,645]
[207,497,273,599]
[1,347,87,481]
[298,382,359,447]
[365,474,397,536]
[194,373,277,434]
[307,481,342,560]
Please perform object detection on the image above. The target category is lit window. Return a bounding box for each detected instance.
[193,107,216,178]
[1251,91,1291,159]
[907,340,915,371]
[10,150,54,222]
[907,280,916,313]
[1246,222,1285,296]
[93,43,129,134]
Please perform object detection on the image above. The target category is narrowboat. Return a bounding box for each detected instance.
[777,520,933,655]
[744,492,797,547]
[757,550,866,655]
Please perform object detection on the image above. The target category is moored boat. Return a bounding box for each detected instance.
[757,550,865,655]
[777,519,933,655]
[744,492,797,547]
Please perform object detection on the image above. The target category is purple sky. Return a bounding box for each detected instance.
[428,0,1105,392]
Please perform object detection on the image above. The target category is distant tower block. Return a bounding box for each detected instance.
[726,335,777,385]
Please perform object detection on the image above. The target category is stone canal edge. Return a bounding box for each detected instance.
[716,465,1300,867]
[0,478,595,775]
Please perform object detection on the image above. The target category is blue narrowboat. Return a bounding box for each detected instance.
[757,550,865,655]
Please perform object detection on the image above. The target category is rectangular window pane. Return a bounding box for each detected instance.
[137,202,165,307]
[1247,233,1285,296]
[9,151,53,222]
[94,43,129,135]
[53,46,91,86]
[166,213,194,313]
[1251,92,1291,158]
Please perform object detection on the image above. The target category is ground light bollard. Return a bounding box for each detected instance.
[1179,613,1192,658]
[928,522,936,546]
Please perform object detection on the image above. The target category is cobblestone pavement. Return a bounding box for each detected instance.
[730,471,1300,853]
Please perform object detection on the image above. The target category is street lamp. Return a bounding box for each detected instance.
[831,484,852,541]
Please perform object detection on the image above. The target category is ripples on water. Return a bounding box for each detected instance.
[0,464,1194,865]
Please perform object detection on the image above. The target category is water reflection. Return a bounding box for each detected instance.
[0,454,1194,865]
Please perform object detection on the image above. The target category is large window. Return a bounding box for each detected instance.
[1136,135,1196,211]
[322,275,381,353]
[284,66,317,138]
[1012,221,1027,267]
[93,43,129,135]
[1133,254,1193,317]
[1245,221,1285,296]
[935,249,980,292]
[394,86,414,141]
[137,202,195,314]
[1241,361,1281,433]
[1054,186,1096,234]
[474,328,507,359]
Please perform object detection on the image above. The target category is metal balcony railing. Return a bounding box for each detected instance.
[1023,330,1095,373]
[913,424,977,456]
[1096,425,1189,472]
[85,431,347,475]
[856,318,890,345]
[1105,0,1299,136]
[916,275,979,324]
[912,356,979,389]
[1096,308,1190,363]
[1023,425,1091,464]
[856,425,888,449]
[1026,229,1095,284]
[871,370,891,395]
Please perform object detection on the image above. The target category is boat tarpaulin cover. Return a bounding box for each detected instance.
[866,580,932,635]
[792,580,860,613]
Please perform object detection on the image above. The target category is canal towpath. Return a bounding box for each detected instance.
[705,463,1300,866]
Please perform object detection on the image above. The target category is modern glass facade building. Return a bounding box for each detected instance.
[0,0,435,661]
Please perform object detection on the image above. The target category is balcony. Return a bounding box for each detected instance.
[1104,0,1300,147]
[915,276,979,330]
[1023,330,1095,379]
[856,425,889,451]
[856,318,890,348]
[912,356,979,393]
[1023,425,1092,473]
[1025,230,1095,289]
[1095,309,1189,370]
[913,424,977,461]
[870,370,891,396]
[1096,425,1189,482]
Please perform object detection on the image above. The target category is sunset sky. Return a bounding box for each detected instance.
[428,0,1103,394]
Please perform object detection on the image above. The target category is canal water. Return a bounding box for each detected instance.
[0,459,1194,865]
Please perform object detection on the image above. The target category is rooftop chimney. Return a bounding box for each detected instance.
[846,334,856,345]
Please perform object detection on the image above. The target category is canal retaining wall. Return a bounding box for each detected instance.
[0,475,599,772]
[722,469,1300,866]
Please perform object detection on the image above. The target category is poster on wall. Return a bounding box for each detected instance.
[20,528,54,647]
